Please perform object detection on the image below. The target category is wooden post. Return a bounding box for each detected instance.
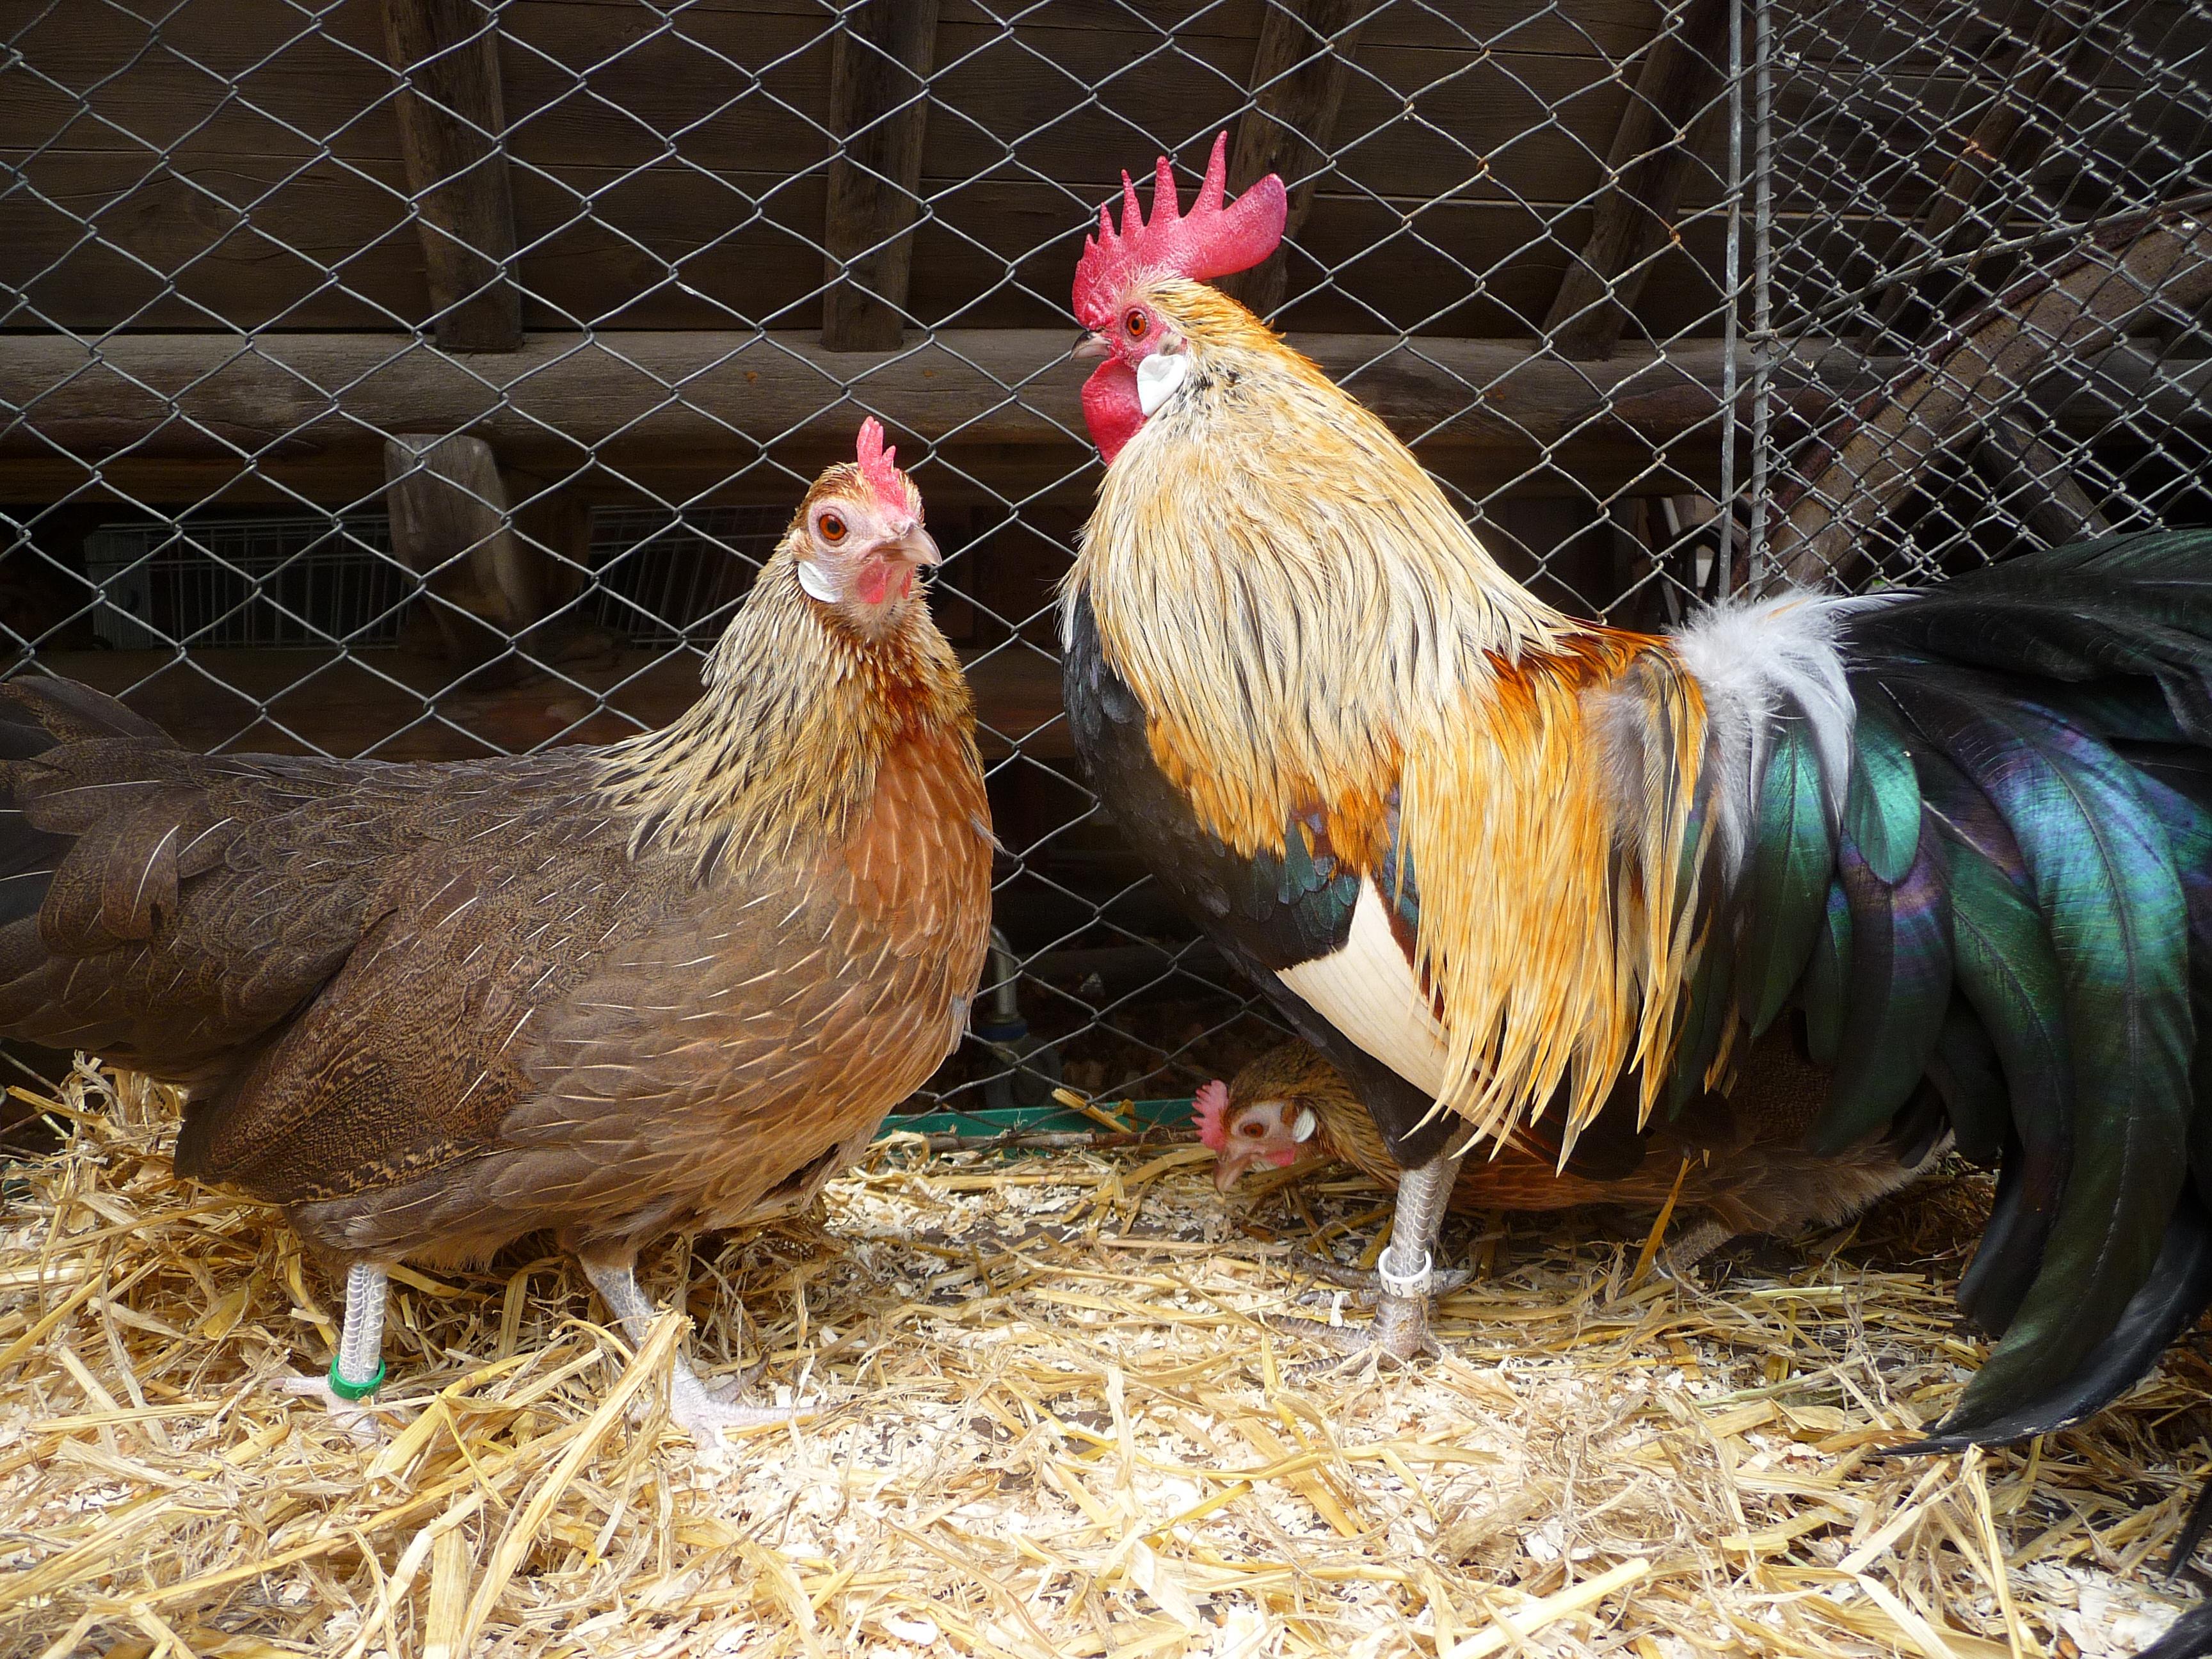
[1219,0,1368,319]
[1543,0,1731,359]
[383,433,541,677]
[382,0,522,353]
[822,0,940,351]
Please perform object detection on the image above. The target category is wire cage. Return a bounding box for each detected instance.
[3,0,2210,1132]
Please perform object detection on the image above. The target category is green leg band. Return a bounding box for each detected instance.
[327,1357,386,1402]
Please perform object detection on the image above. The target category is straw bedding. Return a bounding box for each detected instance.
[3,1063,2209,1658]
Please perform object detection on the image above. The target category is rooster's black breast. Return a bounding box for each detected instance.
[1061,590,1455,1165]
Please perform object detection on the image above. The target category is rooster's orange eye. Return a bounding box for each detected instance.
[817,511,847,544]
[1124,307,1150,339]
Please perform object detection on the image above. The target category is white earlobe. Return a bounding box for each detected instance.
[1135,352,1190,417]
[797,559,840,603]
[1292,1107,1318,1143]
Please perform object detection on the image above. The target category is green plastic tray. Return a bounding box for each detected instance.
[877,1096,1195,1140]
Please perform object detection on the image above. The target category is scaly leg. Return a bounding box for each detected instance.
[577,1249,803,1441]
[275,1260,389,1441]
[1271,1150,1464,1365]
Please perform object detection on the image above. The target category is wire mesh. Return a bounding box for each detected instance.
[1,0,2208,1127]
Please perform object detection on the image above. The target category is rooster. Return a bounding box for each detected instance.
[1062,134,2212,1448]
[0,422,991,1438]
[1198,1040,1939,1269]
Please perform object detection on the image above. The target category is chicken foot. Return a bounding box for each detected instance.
[577,1250,805,1441]
[274,1260,390,1441]
[1269,1150,1464,1369]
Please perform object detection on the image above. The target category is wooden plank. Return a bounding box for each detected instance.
[822,0,940,351]
[1543,0,1732,358]
[1219,0,1368,319]
[0,10,1651,206]
[381,0,522,349]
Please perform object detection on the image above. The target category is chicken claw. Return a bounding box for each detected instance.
[271,1369,390,1444]
[1286,1248,1474,1300]
[1266,1291,1440,1375]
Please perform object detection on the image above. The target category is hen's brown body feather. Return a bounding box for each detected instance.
[0,549,991,1278]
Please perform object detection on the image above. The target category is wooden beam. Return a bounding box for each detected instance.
[1768,202,2212,589]
[1974,415,2112,548]
[821,0,940,351]
[381,0,522,352]
[1866,1,2109,341]
[1219,0,1368,319]
[0,330,1882,467]
[1543,0,1731,359]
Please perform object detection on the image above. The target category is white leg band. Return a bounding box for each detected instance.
[1377,1245,1434,1299]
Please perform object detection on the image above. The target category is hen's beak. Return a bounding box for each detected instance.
[890,522,942,570]
[1071,332,1111,361]
[1213,1150,1253,1193]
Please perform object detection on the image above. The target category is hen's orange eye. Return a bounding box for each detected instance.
[1124,307,1150,339]
[818,511,847,543]
[1240,1120,1265,1138]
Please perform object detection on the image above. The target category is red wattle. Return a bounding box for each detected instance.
[1082,359,1144,465]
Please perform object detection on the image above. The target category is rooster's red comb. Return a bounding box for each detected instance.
[1071,132,1288,330]
[854,417,912,516]
[1194,1079,1232,1152]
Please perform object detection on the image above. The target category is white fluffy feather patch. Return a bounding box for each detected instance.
[1667,591,1858,877]
[1279,877,1448,1097]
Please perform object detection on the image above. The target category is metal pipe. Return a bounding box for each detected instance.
[975,925,1026,1041]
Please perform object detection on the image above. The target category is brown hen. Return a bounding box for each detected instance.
[1200,1037,1941,1267]
[0,422,992,1437]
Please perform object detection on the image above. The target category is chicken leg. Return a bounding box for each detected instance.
[1274,1150,1466,1365]
[577,1250,803,1440]
[274,1259,390,1440]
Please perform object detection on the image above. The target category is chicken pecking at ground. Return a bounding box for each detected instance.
[1198,1039,1941,1269]
[0,422,992,1438]
[1061,134,2212,1452]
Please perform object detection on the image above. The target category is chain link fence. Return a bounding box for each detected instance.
[3,0,2209,1129]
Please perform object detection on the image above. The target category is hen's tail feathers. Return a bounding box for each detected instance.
[0,678,172,931]
[1798,529,2212,1442]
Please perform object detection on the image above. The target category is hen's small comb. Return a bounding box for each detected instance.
[1071,132,1287,330]
[1193,1079,1232,1151]
[854,417,912,515]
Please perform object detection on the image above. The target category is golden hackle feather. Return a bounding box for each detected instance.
[1068,282,1708,1150]
[604,464,976,879]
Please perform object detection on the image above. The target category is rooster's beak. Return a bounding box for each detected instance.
[1071,332,1110,361]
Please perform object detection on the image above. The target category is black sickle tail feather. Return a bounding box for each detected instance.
[1794,528,2212,1445]
[1896,1191,2212,1450]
